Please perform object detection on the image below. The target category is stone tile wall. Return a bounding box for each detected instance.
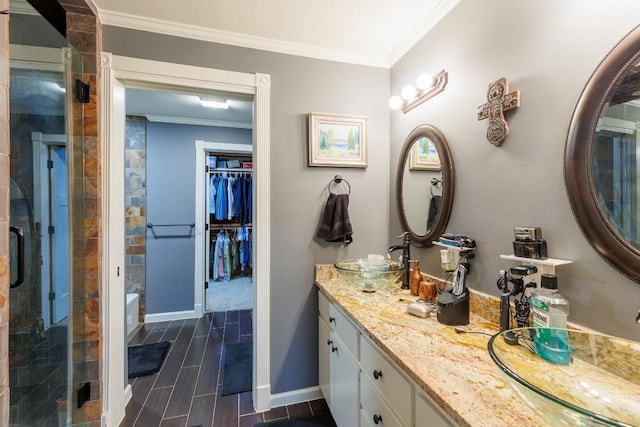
[125,116,147,322]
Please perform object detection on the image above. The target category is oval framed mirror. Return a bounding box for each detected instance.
[397,124,455,247]
[565,25,640,283]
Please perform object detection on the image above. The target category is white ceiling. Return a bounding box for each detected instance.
[95,0,460,68]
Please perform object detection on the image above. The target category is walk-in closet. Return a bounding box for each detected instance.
[206,153,254,313]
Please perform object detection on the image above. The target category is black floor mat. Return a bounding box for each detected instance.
[127,341,170,378]
[221,341,252,395]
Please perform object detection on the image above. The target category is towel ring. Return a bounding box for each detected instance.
[430,177,442,197]
[329,175,351,195]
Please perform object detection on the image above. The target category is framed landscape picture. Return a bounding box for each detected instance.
[309,112,368,168]
[410,136,441,171]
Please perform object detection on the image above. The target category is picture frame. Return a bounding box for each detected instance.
[308,112,368,168]
[410,136,441,171]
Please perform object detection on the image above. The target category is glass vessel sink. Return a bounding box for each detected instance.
[334,258,405,293]
[488,327,640,426]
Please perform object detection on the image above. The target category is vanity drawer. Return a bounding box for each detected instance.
[360,375,405,427]
[330,303,359,359]
[360,335,412,426]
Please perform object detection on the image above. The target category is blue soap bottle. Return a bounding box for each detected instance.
[530,274,571,365]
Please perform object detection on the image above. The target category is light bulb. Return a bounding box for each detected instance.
[417,73,434,90]
[389,95,403,110]
[401,85,417,101]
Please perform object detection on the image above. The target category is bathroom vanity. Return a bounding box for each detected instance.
[315,264,546,427]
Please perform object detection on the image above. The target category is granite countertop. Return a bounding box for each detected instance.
[315,264,546,427]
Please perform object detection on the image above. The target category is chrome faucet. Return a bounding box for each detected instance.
[388,231,411,290]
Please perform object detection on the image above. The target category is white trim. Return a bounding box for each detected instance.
[146,114,252,129]
[388,0,461,65]
[253,72,271,411]
[101,53,128,427]
[99,9,389,68]
[9,44,65,72]
[31,132,67,331]
[144,310,200,323]
[102,54,272,423]
[269,386,324,409]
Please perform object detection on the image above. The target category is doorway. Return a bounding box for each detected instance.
[102,54,272,421]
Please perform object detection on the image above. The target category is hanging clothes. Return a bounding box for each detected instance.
[214,173,228,221]
[209,175,218,214]
[227,175,236,220]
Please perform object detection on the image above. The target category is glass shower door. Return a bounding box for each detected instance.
[9,1,86,425]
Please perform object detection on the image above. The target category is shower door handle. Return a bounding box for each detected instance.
[10,226,25,288]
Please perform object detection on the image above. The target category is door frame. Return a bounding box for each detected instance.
[101,53,272,425]
[194,141,253,316]
[31,132,67,329]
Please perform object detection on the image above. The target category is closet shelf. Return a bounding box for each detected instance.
[209,167,253,173]
[211,223,252,228]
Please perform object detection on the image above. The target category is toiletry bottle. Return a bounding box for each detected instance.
[410,260,422,296]
[530,274,571,365]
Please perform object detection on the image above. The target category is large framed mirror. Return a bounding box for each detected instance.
[397,124,455,247]
[565,25,640,283]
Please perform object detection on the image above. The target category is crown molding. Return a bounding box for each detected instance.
[99,9,390,68]
[145,114,253,129]
[388,0,461,66]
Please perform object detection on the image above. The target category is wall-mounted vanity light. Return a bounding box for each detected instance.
[389,70,448,114]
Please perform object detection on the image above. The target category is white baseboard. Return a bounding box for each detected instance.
[124,384,132,405]
[269,386,323,409]
[144,309,200,323]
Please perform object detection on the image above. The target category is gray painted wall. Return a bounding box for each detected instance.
[390,0,640,341]
[145,121,252,314]
[103,30,391,393]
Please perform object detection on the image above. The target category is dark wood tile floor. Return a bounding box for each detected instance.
[121,310,333,427]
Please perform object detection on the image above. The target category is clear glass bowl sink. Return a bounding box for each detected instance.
[488,327,640,426]
[334,258,405,292]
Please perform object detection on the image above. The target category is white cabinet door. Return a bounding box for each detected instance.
[318,317,331,404]
[331,333,360,427]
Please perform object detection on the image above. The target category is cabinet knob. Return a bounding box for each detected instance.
[326,339,333,346]
[331,345,338,353]
[329,316,336,323]
[373,414,383,425]
[373,369,383,380]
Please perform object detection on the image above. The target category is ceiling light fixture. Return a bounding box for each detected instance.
[389,70,448,113]
[199,96,229,109]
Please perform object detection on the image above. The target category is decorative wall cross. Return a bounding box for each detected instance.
[477,77,521,146]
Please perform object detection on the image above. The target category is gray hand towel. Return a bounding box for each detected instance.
[317,193,353,244]
[427,195,442,231]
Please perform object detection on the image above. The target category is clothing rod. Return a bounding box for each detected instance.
[146,222,195,228]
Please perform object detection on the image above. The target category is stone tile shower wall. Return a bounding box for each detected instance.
[125,116,147,322]
[0,1,103,426]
